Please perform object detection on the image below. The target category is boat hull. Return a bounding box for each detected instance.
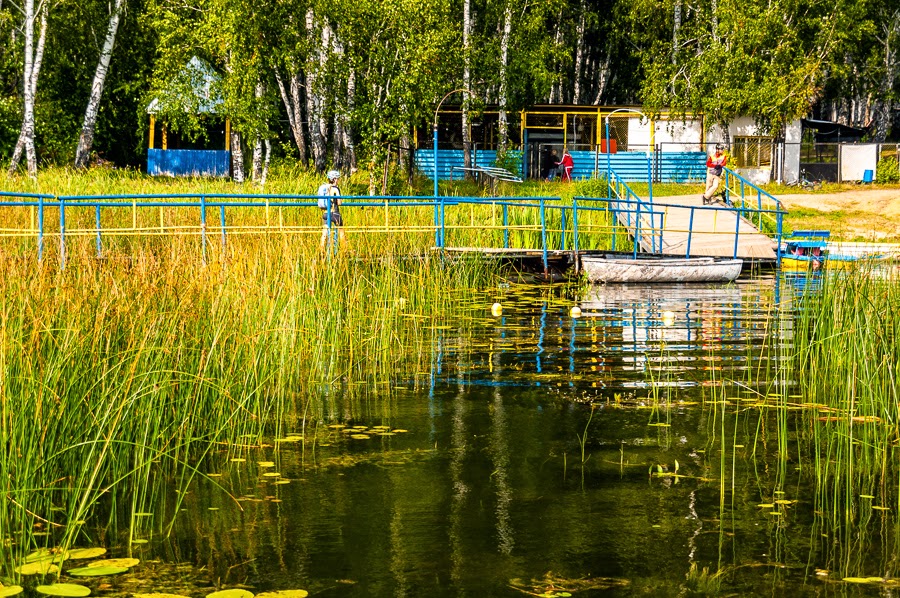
[582,256,743,283]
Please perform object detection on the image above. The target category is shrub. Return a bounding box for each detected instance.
[876,157,900,183]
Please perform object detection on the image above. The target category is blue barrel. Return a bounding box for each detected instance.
[863,169,874,183]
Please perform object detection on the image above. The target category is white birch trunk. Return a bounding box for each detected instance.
[9,0,46,176]
[498,1,512,151]
[462,0,472,170]
[305,8,328,171]
[342,66,357,170]
[573,0,586,104]
[231,130,245,182]
[274,68,309,165]
[252,81,264,181]
[259,139,271,187]
[74,0,126,168]
[549,15,564,104]
[673,0,682,61]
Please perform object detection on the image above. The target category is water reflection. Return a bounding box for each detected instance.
[122,273,898,597]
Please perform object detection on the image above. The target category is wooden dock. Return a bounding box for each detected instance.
[630,195,778,260]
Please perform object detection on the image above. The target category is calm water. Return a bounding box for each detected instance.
[121,274,896,596]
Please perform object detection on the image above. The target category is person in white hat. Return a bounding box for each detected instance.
[702,144,727,205]
[317,170,345,249]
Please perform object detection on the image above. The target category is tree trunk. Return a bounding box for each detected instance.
[573,0,586,104]
[673,0,682,61]
[274,69,309,165]
[873,10,899,142]
[252,81,265,181]
[9,0,47,176]
[497,1,512,151]
[549,14,564,103]
[305,8,329,172]
[462,0,473,170]
[343,67,357,171]
[231,130,245,182]
[74,0,126,168]
[259,139,271,187]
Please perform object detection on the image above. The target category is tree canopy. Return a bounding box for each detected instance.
[0,0,896,172]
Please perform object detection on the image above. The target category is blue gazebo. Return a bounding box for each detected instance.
[147,57,231,177]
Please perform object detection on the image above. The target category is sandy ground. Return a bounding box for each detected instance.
[774,187,900,240]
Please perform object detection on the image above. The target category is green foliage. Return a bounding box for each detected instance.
[875,157,900,183]
[492,149,523,176]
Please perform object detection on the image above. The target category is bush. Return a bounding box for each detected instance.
[493,149,523,177]
[876,157,900,184]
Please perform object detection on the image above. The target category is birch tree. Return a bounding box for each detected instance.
[461,0,472,170]
[8,0,47,175]
[74,0,126,168]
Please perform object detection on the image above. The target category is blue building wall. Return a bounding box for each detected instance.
[415,149,705,183]
[148,149,231,177]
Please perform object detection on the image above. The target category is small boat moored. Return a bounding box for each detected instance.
[581,255,744,284]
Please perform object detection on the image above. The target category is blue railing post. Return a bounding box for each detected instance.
[540,198,548,274]
[324,196,333,256]
[733,208,740,259]
[200,194,207,263]
[633,198,640,259]
[37,194,44,262]
[59,197,66,269]
[686,208,695,257]
[503,203,509,248]
[440,197,446,249]
[776,211,783,269]
[220,204,227,252]
[560,204,567,250]
[572,197,579,272]
[95,204,102,257]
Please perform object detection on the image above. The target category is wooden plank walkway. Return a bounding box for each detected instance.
[630,195,778,259]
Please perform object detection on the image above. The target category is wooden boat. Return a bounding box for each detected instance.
[581,255,744,283]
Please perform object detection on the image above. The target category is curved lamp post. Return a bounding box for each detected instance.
[433,88,471,248]
[433,88,472,198]
[604,108,654,203]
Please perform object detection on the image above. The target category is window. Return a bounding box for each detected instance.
[732,136,773,168]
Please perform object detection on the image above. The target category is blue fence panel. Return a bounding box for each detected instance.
[148,149,231,177]
[414,149,524,182]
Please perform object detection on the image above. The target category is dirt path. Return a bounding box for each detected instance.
[774,187,900,241]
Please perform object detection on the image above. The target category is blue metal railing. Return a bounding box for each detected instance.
[0,189,784,271]
[721,168,784,237]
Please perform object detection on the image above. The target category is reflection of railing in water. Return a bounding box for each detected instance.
[0,189,784,270]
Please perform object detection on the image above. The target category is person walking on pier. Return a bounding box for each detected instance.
[318,170,345,249]
[702,144,727,205]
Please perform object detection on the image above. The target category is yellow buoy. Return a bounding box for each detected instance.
[662,310,675,326]
[570,306,582,318]
[491,303,503,316]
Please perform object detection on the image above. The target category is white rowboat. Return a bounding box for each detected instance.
[582,255,743,283]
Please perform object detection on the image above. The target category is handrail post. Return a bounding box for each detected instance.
[560,203,567,250]
[220,204,227,253]
[540,198,548,275]
[95,204,102,257]
[59,197,66,269]
[686,207,695,257]
[733,206,740,259]
[325,196,333,257]
[200,194,207,264]
[503,203,509,248]
[37,194,44,262]
[440,196,446,249]
[572,197,580,273]
[633,199,640,259]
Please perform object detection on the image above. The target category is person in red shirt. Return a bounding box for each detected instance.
[702,144,727,204]
[558,148,574,182]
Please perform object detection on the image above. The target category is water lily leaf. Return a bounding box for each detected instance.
[256,591,309,598]
[206,590,254,598]
[262,472,281,477]
[0,586,23,597]
[25,549,68,563]
[391,429,408,433]
[35,584,90,597]
[873,506,891,511]
[860,495,875,499]
[258,462,275,467]
[757,504,775,508]
[134,594,191,598]
[68,566,128,577]
[843,577,873,584]
[230,458,246,463]
[16,561,59,575]
[866,577,885,582]
[87,558,139,568]
[130,539,148,545]
[351,434,370,440]
[68,548,107,560]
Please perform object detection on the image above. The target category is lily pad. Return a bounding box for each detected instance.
[87,558,139,568]
[134,594,191,598]
[16,561,60,575]
[0,586,24,597]
[258,462,275,467]
[350,434,370,440]
[756,504,775,508]
[25,548,68,563]
[35,584,90,597]
[68,566,128,577]
[256,591,309,598]
[68,548,107,560]
[206,590,254,598]
[843,577,874,584]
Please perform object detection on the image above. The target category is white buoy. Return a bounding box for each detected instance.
[491,302,503,316]
[570,306,582,318]
[662,310,675,326]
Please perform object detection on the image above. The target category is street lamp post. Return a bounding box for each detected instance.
[433,88,471,247]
